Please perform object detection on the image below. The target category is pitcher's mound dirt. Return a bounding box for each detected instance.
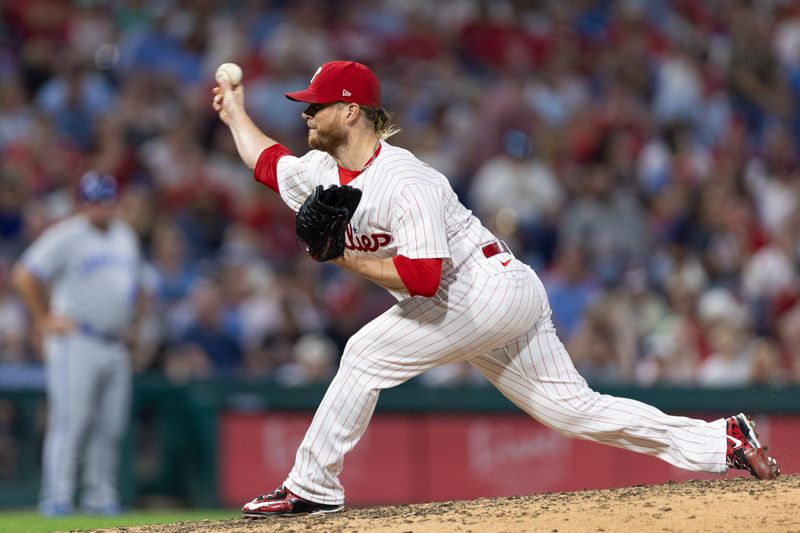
[95,475,799,533]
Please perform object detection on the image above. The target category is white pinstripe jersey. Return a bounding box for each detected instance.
[275,142,499,298]
[265,146,734,508]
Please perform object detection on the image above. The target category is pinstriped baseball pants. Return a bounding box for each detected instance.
[284,259,727,505]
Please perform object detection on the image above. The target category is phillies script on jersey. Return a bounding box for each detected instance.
[345,226,391,252]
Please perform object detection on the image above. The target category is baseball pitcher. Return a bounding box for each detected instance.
[212,61,780,517]
[12,172,142,516]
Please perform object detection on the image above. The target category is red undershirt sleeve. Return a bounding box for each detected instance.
[392,256,443,297]
[253,144,293,193]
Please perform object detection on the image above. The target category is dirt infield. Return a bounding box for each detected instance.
[94,475,798,533]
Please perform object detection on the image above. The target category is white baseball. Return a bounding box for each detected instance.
[215,62,243,86]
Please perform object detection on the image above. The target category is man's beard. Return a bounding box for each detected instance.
[308,121,348,155]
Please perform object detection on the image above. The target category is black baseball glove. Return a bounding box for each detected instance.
[295,184,362,261]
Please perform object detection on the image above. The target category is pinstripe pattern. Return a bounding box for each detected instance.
[286,263,541,503]
[269,142,728,506]
[470,306,727,473]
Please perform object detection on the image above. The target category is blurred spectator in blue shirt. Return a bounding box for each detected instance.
[176,279,242,374]
[542,242,600,342]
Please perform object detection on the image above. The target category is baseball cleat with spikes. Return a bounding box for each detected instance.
[242,486,343,518]
[726,413,780,480]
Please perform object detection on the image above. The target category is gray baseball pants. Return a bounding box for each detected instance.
[40,331,130,511]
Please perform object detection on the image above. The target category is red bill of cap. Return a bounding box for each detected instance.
[285,61,381,107]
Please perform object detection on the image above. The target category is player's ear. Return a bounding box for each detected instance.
[345,103,361,125]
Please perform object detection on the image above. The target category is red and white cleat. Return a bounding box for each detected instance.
[726,413,780,480]
[242,486,343,518]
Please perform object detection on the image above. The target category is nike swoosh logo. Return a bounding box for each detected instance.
[727,435,742,448]
[501,259,511,267]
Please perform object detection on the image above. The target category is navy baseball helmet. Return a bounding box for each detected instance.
[79,171,117,204]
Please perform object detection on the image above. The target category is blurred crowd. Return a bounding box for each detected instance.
[0,0,799,388]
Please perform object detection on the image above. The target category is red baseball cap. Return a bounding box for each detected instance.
[285,61,381,107]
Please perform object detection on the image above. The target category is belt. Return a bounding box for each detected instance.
[481,241,511,258]
[78,323,124,344]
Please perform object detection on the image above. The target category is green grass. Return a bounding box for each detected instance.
[0,509,239,533]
